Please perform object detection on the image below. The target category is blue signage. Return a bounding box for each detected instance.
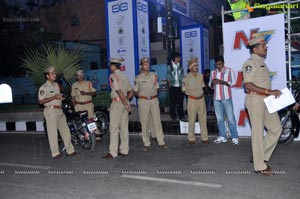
[184,31,197,38]
[112,2,128,13]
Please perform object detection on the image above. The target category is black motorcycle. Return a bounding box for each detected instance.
[93,104,110,138]
[66,109,97,150]
[44,94,109,151]
[278,84,300,144]
[61,94,109,150]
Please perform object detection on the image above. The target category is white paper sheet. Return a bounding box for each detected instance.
[264,88,295,114]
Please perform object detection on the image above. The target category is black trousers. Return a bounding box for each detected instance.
[169,86,184,119]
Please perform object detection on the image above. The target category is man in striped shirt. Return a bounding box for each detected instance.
[209,56,239,145]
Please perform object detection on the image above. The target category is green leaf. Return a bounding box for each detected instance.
[22,43,81,90]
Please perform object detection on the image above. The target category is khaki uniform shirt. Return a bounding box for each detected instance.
[110,69,132,98]
[242,54,271,89]
[38,81,61,107]
[134,72,159,96]
[182,73,205,97]
[71,80,96,103]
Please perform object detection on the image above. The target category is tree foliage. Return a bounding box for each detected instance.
[22,43,81,88]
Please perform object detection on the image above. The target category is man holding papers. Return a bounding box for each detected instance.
[242,32,282,176]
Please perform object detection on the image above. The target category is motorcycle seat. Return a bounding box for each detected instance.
[77,110,88,118]
[68,110,88,120]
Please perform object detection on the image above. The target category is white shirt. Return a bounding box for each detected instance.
[172,61,180,87]
[209,66,236,100]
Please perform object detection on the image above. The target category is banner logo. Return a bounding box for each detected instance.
[184,31,197,38]
[112,2,128,13]
[117,47,127,54]
[137,2,148,13]
[233,29,259,50]
[233,29,275,50]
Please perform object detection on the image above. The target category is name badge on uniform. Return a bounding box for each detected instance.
[50,91,54,93]
[261,65,264,67]
[246,65,252,73]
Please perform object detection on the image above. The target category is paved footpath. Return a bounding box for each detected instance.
[0,133,299,199]
[0,106,218,134]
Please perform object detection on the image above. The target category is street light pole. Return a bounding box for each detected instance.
[166,0,175,62]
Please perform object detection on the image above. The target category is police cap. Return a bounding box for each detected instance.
[188,57,199,69]
[109,57,124,65]
[140,57,150,65]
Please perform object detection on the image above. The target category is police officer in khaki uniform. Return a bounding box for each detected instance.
[38,67,77,159]
[71,69,97,119]
[243,34,282,176]
[103,58,133,159]
[138,67,156,142]
[71,70,101,141]
[182,57,209,145]
[134,57,168,151]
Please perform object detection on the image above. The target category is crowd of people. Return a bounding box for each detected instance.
[39,32,284,176]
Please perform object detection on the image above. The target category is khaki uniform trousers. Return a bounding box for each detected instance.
[245,94,282,171]
[187,98,208,141]
[75,103,94,119]
[139,98,165,146]
[109,101,129,157]
[149,114,156,138]
[43,108,75,157]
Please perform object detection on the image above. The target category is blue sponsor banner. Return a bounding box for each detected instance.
[180,25,203,74]
[106,0,150,88]
[137,0,150,60]
[106,0,136,86]
[106,0,150,104]
[151,64,169,107]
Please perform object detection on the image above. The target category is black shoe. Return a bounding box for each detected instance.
[159,144,168,149]
[201,140,209,145]
[53,154,62,159]
[102,153,116,159]
[118,152,128,157]
[143,146,150,151]
[67,152,78,157]
[254,165,274,176]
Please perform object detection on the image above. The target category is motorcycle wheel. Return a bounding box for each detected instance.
[79,132,96,151]
[94,110,109,137]
[279,111,295,144]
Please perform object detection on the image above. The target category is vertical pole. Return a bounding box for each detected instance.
[166,0,175,62]
[287,0,292,90]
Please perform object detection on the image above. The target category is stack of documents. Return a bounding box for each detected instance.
[264,87,295,114]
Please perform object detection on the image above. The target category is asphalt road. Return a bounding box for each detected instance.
[0,133,299,199]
